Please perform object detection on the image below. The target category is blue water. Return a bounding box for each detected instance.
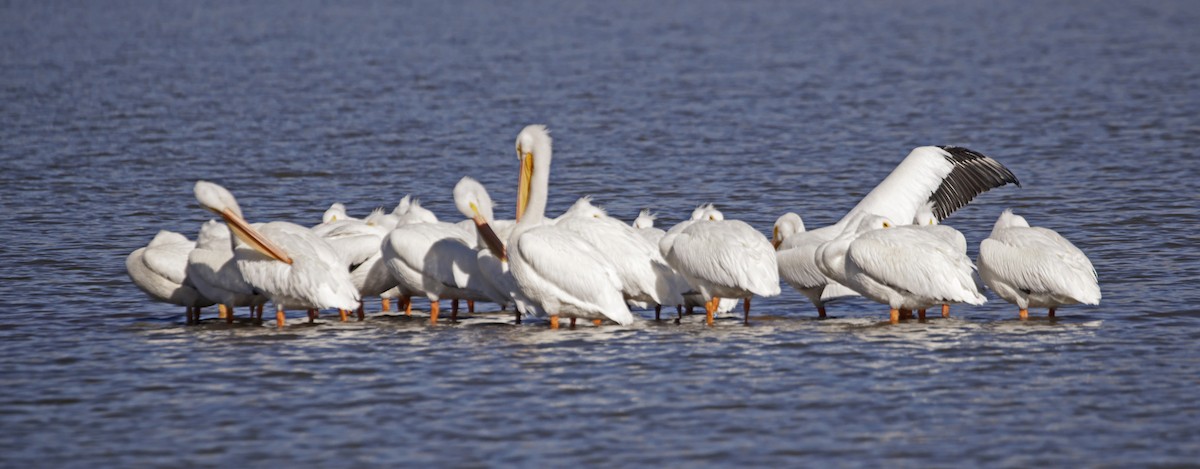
[2,0,1199,466]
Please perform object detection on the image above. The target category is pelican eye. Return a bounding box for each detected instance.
[883,221,891,228]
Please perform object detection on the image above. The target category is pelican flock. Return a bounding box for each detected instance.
[128,126,1100,328]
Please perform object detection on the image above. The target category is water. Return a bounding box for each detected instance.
[2,0,1199,466]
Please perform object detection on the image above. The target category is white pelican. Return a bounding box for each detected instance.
[186,220,267,323]
[508,125,632,329]
[453,176,536,321]
[193,181,360,327]
[773,212,858,319]
[556,196,687,313]
[380,196,493,325]
[659,205,741,321]
[780,146,1019,311]
[126,231,214,323]
[663,204,780,326]
[978,209,1100,319]
[816,213,985,323]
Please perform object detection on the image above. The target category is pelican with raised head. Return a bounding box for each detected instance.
[507,125,632,329]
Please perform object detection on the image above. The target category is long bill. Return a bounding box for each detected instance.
[473,215,507,261]
[515,151,533,222]
[771,226,782,250]
[219,208,294,265]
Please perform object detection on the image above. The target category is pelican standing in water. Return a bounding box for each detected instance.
[663,204,780,326]
[453,176,535,320]
[816,213,985,323]
[126,231,214,324]
[507,125,632,329]
[186,220,267,323]
[773,212,858,319]
[193,181,360,327]
[978,209,1100,319]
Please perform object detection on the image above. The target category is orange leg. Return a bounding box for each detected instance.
[218,304,229,320]
[706,296,720,326]
[889,308,900,324]
[276,307,287,328]
[451,299,459,323]
[918,309,927,320]
[743,297,751,325]
[381,297,391,312]
[942,304,950,318]
[549,315,560,329]
[1019,308,1028,320]
[429,301,439,325]
[593,319,602,326]
[467,300,475,313]
[308,309,318,323]
[1048,307,1056,318]
[339,309,349,322]
[403,295,412,316]
[818,305,827,319]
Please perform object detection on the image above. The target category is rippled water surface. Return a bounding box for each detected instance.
[3,0,1200,466]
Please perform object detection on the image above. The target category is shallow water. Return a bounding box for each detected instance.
[2,0,1199,466]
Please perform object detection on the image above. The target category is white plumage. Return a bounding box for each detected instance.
[556,196,687,308]
[186,220,267,322]
[452,176,531,318]
[978,209,1100,319]
[507,125,632,327]
[380,202,490,324]
[782,146,1019,315]
[816,213,985,322]
[193,181,360,326]
[664,204,780,325]
[126,230,213,323]
[774,212,857,318]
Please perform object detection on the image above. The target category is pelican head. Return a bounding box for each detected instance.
[772,212,805,250]
[691,203,724,221]
[393,195,412,216]
[195,219,231,249]
[563,196,606,219]
[397,197,438,225]
[993,208,1030,232]
[913,202,939,226]
[515,125,552,221]
[323,203,347,223]
[192,181,292,265]
[454,176,507,260]
[633,209,656,229]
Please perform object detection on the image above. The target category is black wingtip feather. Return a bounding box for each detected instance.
[928,146,1020,221]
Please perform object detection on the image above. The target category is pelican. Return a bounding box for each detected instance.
[508,125,632,329]
[193,181,360,327]
[186,220,267,323]
[978,209,1100,319]
[452,176,536,320]
[126,231,214,323]
[380,196,493,324]
[660,205,740,321]
[816,213,985,323]
[773,213,858,319]
[663,204,780,326]
[556,197,687,313]
[780,146,1019,312]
